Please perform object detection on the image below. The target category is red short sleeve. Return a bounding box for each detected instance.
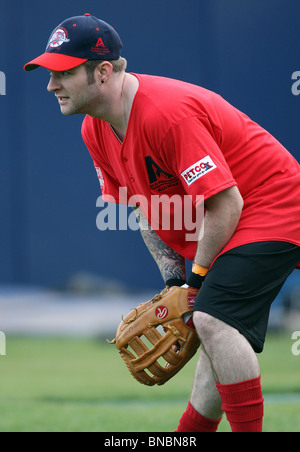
[161,115,237,203]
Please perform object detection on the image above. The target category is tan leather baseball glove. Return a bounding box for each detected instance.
[108,286,201,386]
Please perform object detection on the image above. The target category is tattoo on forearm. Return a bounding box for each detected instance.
[142,229,186,282]
[133,206,186,282]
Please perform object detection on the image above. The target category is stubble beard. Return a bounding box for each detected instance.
[60,84,102,117]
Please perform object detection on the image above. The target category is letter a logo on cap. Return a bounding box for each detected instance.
[96,38,105,47]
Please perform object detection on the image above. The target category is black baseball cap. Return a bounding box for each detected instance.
[24,13,123,72]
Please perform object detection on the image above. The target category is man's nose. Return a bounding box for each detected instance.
[47,74,62,92]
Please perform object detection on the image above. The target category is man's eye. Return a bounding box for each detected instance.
[61,71,73,76]
[48,70,69,77]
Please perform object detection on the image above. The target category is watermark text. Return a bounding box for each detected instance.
[291,71,300,96]
[96,187,204,242]
[0,331,6,355]
[0,71,6,96]
[291,331,300,356]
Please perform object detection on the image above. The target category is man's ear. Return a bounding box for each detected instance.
[95,61,113,84]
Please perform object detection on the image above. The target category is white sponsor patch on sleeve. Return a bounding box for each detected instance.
[95,167,105,190]
[181,156,217,186]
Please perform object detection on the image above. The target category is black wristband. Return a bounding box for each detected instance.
[186,272,205,289]
[165,278,186,287]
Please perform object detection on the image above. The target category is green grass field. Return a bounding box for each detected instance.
[0,333,299,432]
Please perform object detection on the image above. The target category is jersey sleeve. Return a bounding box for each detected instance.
[81,117,128,204]
[160,115,237,204]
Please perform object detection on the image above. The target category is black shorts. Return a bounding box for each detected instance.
[193,241,300,353]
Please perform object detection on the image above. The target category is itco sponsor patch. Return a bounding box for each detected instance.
[181,156,217,186]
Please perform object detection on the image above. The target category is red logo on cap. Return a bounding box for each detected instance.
[96,38,105,48]
[91,35,110,55]
[155,306,169,320]
[48,28,70,49]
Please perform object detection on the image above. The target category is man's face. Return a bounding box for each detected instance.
[47,64,100,116]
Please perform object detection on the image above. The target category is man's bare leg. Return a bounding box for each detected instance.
[191,312,264,432]
[175,344,223,432]
[193,312,260,384]
[190,345,223,420]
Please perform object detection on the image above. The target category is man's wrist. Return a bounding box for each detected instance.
[192,263,209,277]
[186,263,209,289]
[165,278,186,287]
[186,272,205,289]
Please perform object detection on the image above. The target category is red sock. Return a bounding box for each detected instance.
[175,401,222,432]
[216,376,264,432]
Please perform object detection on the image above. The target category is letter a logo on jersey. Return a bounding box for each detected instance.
[145,156,179,192]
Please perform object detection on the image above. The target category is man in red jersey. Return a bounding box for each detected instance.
[25,14,300,432]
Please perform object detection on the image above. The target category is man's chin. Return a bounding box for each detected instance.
[59,104,86,116]
[59,105,76,116]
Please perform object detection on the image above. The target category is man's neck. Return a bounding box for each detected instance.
[109,73,139,142]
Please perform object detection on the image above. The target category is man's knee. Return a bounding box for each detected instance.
[193,311,235,344]
[193,311,218,341]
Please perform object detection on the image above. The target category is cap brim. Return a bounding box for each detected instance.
[24,53,88,72]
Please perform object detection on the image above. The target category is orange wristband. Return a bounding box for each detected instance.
[192,263,209,277]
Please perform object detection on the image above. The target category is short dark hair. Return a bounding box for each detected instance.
[83,57,128,85]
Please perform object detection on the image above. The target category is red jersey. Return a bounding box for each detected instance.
[82,74,300,269]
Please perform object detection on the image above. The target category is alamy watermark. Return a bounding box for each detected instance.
[291,71,300,96]
[0,331,6,356]
[291,331,300,356]
[96,187,204,242]
[0,71,6,96]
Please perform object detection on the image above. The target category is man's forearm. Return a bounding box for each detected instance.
[194,186,244,268]
[133,206,186,283]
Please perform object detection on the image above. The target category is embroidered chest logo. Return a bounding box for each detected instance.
[145,157,179,192]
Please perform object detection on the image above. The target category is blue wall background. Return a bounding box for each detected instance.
[0,0,299,290]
